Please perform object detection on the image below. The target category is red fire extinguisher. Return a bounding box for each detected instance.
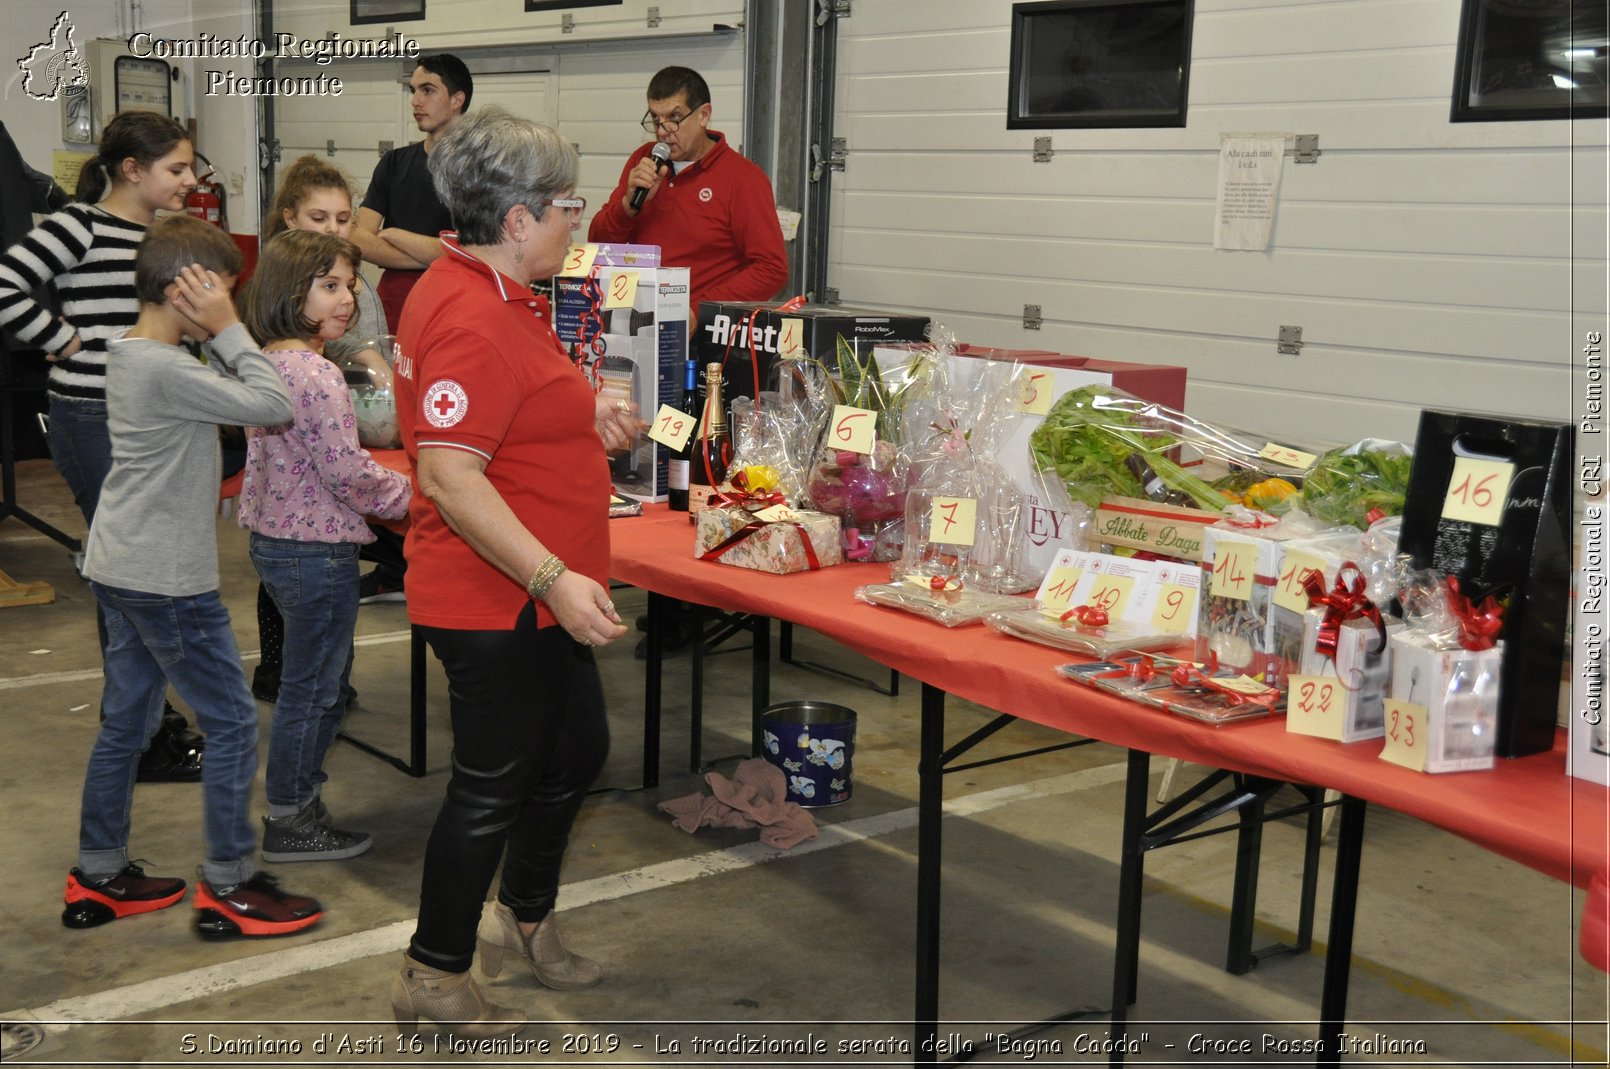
[186,154,227,229]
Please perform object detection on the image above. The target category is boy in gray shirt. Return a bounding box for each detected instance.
[63,216,324,939]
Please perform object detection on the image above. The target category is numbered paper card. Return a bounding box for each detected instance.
[1285,674,1345,740]
[1148,564,1202,636]
[928,497,978,547]
[1015,370,1054,415]
[778,318,806,359]
[829,405,878,455]
[1084,567,1140,620]
[1380,699,1427,770]
[1259,442,1318,470]
[1441,456,1514,527]
[1037,560,1087,614]
[1210,540,1258,602]
[560,244,598,277]
[602,270,639,309]
[1274,550,1328,614]
[647,405,696,451]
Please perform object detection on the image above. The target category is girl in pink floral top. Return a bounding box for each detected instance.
[236,231,411,861]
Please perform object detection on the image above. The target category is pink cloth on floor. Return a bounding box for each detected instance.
[657,758,819,850]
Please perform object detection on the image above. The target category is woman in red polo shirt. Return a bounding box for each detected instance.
[387,107,641,1035]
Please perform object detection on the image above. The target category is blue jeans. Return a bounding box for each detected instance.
[47,394,112,526]
[249,534,359,815]
[82,583,259,888]
[48,395,113,654]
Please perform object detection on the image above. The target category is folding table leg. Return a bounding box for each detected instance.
[1226,797,1268,975]
[1110,746,1152,1065]
[750,615,770,756]
[914,682,945,1063]
[643,591,665,790]
[1316,795,1367,1067]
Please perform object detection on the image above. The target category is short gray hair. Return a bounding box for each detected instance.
[429,106,577,245]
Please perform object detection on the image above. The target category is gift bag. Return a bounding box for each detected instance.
[1395,410,1572,757]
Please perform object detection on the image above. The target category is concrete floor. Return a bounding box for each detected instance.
[0,457,1606,1067]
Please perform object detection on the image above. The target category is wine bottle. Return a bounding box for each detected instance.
[666,358,698,511]
[687,363,731,517]
[1124,453,1193,508]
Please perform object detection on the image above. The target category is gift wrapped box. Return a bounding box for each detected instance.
[1289,611,1402,743]
[1195,517,1318,685]
[1270,527,1367,670]
[695,506,843,574]
[1385,631,1503,773]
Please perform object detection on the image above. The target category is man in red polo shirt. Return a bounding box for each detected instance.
[590,66,789,655]
[588,66,788,316]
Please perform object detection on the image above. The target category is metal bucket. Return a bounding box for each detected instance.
[760,700,856,807]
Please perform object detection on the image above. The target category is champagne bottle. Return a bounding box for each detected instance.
[666,358,698,511]
[688,363,731,517]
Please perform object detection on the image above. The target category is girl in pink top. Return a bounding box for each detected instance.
[236,231,411,862]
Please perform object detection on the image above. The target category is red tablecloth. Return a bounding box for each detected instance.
[610,505,1609,888]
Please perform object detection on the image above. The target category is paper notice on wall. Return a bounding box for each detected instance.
[1214,136,1285,251]
[52,150,93,192]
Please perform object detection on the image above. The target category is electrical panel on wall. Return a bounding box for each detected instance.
[74,39,184,141]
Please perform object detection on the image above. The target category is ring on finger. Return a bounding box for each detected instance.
[202,282,215,289]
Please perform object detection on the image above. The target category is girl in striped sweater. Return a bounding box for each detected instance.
[0,111,207,780]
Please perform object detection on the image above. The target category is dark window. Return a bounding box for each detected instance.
[350,0,426,25]
[1451,0,1608,122]
[1007,0,1194,129]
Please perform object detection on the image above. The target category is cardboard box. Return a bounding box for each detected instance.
[554,247,689,502]
[1386,632,1503,773]
[697,302,930,414]
[1289,613,1402,743]
[695,506,843,574]
[1196,520,1309,685]
[1270,527,1369,673]
[1091,496,1211,562]
[1396,410,1573,757]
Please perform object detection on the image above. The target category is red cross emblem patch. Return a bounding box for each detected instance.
[424,379,469,428]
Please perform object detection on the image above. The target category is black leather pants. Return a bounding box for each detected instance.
[408,601,609,973]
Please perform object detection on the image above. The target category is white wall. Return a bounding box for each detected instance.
[266,0,747,238]
[3,0,260,231]
[829,0,1609,447]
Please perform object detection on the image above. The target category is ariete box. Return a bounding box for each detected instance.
[696,302,930,414]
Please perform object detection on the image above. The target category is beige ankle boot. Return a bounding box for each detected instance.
[477,902,604,990]
[391,951,526,1037]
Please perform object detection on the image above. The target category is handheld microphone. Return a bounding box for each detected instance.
[629,142,673,211]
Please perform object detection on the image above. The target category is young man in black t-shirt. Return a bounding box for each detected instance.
[350,54,473,602]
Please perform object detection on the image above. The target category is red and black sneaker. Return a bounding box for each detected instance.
[62,863,187,928]
[193,872,323,939]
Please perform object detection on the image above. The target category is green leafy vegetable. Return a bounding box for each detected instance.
[1300,442,1413,529]
[1028,386,1226,511]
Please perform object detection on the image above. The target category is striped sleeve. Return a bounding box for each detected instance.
[0,205,94,355]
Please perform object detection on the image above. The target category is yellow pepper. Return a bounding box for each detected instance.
[1245,477,1299,511]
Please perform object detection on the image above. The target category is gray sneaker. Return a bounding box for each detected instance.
[261,802,372,863]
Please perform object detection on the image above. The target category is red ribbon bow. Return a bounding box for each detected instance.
[1444,576,1503,651]
[1093,654,1160,683]
[1301,562,1386,662]
[709,468,787,512]
[1059,604,1110,629]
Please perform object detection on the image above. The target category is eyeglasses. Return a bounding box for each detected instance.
[640,111,688,135]
[536,196,586,226]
